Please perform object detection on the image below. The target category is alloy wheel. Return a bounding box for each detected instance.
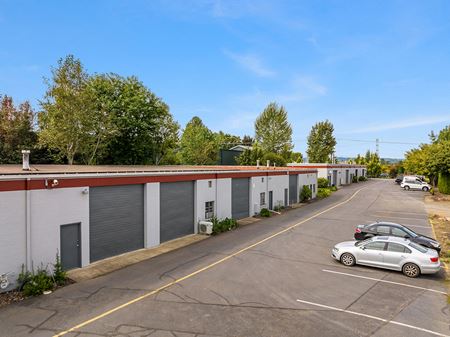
[403,263,419,278]
[341,253,355,266]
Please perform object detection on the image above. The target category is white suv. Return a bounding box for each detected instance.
[401,176,431,191]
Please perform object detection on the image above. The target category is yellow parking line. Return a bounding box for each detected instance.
[53,187,366,337]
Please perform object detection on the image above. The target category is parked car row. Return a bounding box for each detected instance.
[331,221,441,277]
[395,175,431,191]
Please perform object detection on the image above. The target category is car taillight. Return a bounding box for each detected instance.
[430,257,439,263]
[355,228,361,233]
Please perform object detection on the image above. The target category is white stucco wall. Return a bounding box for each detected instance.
[267,174,289,209]
[145,183,160,248]
[29,187,89,270]
[0,190,26,291]
[298,173,318,199]
[216,178,232,219]
[195,179,217,225]
[250,175,268,214]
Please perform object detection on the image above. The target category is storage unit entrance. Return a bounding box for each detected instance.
[89,184,144,262]
[231,178,250,219]
[160,181,195,243]
[289,175,298,204]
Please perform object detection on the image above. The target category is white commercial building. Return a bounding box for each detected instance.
[287,163,366,187]
[0,165,317,290]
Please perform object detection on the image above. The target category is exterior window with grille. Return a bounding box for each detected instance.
[261,177,264,183]
[208,180,212,188]
[260,192,266,205]
[205,201,214,219]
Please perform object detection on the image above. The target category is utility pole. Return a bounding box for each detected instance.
[376,138,379,157]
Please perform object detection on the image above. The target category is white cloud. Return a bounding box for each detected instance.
[223,50,276,77]
[346,115,450,133]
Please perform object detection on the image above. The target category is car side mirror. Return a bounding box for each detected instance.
[404,235,410,239]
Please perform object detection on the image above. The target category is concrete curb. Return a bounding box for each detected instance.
[67,234,209,282]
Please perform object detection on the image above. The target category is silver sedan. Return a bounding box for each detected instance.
[332,236,440,277]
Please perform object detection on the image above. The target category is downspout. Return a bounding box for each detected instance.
[25,178,31,271]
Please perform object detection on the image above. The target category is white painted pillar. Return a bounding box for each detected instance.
[145,183,160,248]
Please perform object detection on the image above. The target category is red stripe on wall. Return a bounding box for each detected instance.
[0,169,317,192]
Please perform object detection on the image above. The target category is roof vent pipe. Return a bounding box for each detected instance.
[266,160,270,168]
[22,150,30,171]
[256,159,260,168]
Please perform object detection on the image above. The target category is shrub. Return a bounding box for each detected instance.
[352,176,358,183]
[317,178,329,189]
[262,152,287,167]
[300,185,312,202]
[317,188,332,199]
[212,217,238,234]
[260,208,271,217]
[17,254,68,297]
[358,176,367,182]
[330,185,337,192]
[53,253,67,286]
[20,267,53,297]
[438,172,450,195]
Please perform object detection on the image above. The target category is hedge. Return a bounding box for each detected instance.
[438,172,450,195]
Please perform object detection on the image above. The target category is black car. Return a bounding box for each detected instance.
[395,175,403,184]
[354,222,441,253]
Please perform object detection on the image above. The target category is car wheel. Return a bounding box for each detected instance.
[340,253,356,266]
[404,186,410,190]
[422,186,429,192]
[402,263,420,278]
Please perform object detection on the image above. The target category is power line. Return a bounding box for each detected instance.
[335,138,421,146]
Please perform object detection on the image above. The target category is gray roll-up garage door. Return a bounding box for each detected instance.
[160,181,194,243]
[232,178,249,219]
[89,184,144,262]
[289,175,298,204]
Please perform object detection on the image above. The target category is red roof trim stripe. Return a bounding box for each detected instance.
[0,170,317,192]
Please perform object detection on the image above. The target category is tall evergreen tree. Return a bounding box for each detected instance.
[254,102,293,154]
[179,116,217,165]
[306,120,336,163]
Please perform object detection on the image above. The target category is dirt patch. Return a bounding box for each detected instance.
[0,290,26,308]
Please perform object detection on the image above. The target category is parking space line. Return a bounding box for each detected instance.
[296,299,450,337]
[52,187,368,336]
[322,269,447,295]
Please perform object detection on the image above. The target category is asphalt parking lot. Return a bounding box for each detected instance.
[0,179,448,337]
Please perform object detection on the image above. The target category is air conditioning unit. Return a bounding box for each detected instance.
[198,221,213,235]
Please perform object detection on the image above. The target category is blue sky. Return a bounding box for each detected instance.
[1,0,450,158]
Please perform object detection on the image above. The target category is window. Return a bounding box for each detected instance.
[261,177,264,183]
[205,201,214,219]
[387,242,410,253]
[309,184,313,192]
[260,192,266,205]
[409,242,427,253]
[376,226,390,235]
[364,241,386,251]
[313,184,316,193]
[208,181,212,188]
[391,227,408,237]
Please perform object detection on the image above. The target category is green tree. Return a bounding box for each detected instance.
[0,95,37,163]
[38,55,91,164]
[236,143,264,165]
[179,117,217,165]
[254,102,293,154]
[306,120,336,163]
[215,131,241,150]
[103,75,175,165]
[242,135,254,146]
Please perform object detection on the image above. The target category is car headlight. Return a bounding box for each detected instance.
[332,247,339,252]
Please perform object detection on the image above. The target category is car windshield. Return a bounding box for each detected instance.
[355,237,373,246]
[408,242,427,253]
